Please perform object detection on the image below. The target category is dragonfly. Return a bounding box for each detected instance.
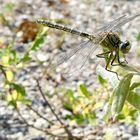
[37,14,140,78]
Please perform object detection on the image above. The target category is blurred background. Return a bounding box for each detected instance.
[0,0,140,140]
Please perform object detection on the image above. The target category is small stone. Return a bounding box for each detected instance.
[122,133,132,140]
[130,136,139,140]
[51,128,65,135]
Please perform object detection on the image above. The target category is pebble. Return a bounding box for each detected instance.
[51,128,65,135]
[122,133,133,140]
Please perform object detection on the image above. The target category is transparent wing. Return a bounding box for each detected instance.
[95,14,140,34]
[53,40,91,66]
[95,15,127,34]
[111,14,140,32]
[51,39,99,76]
[63,41,99,76]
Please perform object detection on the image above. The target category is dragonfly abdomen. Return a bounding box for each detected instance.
[37,19,93,39]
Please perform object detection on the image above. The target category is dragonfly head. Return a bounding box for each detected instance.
[120,40,131,54]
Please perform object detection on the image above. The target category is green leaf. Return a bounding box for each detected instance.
[115,114,125,120]
[111,73,133,114]
[4,2,15,13]
[2,55,10,66]
[86,112,97,125]
[8,100,17,107]
[127,91,140,110]
[129,109,138,119]
[73,114,85,124]
[122,104,129,116]
[66,89,75,101]
[120,64,140,74]
[20,98,31,105]
[63,103,73,112]
[130,82,140,90]
[77,84,91,98]
[65,114,85,124]
[30,27,49,51]
[10,83,26,96]
[63,89,76,111]
[96,65,119,88]
[98,75,107,85]
[10,50,17,63]
[30,36,44,51]
[136,33,140,41]
[20,53,31,63]
[6,70,13,82]
[0,50,4,57]
[104,91,115,121]
[7,83,28,106]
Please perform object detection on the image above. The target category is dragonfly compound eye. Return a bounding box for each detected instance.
[120,40,131,54]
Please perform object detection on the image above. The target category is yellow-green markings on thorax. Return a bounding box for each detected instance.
[100,32,121,51]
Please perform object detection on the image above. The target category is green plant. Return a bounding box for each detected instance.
[0,25,49,107]
[97,65,140,115]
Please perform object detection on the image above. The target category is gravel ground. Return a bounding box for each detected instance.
[0,0,140,140]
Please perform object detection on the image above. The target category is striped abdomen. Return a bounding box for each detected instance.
[37,19,93,39]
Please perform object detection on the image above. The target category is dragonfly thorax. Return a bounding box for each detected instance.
[100,32,121,51]
[119,40,131,54]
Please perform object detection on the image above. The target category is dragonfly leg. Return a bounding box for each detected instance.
[117,52,127,65]
[111,52,122,66]
[110,53,118,66]
[111,51,127,66]
[105,52,120,80]
[123,55,128,64]
[96,51,111,58]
